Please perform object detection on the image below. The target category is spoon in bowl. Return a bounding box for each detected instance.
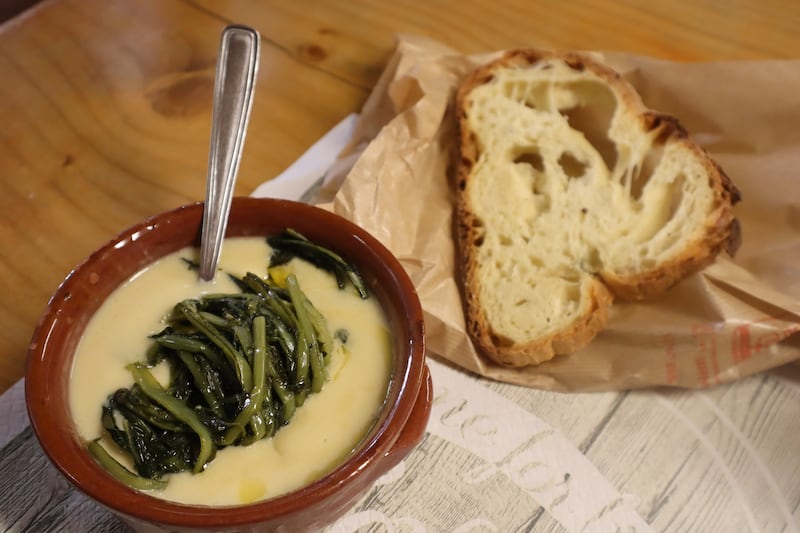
[199,24,260,281]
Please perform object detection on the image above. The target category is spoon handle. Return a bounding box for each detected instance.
[199,25,260,281]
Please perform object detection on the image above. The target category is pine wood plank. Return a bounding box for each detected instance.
[192,0,800,90]
[0,0,366,394]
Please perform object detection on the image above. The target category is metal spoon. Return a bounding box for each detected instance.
[199,25,260,281]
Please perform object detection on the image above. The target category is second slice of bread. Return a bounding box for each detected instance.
[455,49,741,367]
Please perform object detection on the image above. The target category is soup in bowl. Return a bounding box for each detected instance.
[26,197,431,531]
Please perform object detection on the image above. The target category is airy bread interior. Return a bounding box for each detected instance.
[456,50,740,366]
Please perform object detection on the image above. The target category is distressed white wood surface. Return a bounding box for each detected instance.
[2,360,799,532]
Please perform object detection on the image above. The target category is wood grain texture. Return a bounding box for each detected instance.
[0,0,798,394]
[2,3,799,530]
[0,0,366,395]
[4,361,798,531]
[191,0,800,89]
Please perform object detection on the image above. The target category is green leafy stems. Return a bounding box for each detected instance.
[87,229,368,491]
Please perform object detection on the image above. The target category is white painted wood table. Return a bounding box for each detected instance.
[3,361,800,532]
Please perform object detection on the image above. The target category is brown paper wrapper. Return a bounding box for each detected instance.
[322,35,800,391]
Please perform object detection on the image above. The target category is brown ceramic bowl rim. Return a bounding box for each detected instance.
[25,197,426,528]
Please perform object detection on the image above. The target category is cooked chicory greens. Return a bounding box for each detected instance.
[87,229,368,490]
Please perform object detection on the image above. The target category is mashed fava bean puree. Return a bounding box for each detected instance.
[69,237,392,505]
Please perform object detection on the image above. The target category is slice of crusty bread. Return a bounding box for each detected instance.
[455,49,741,367]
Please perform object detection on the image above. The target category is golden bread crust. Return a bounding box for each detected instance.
[455,49,740,367]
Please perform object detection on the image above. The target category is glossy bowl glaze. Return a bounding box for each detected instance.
[26,197,431,532]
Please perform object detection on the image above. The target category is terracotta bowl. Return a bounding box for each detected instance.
[26,197,431,532]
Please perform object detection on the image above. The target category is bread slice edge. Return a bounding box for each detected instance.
[454,48,741,367]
